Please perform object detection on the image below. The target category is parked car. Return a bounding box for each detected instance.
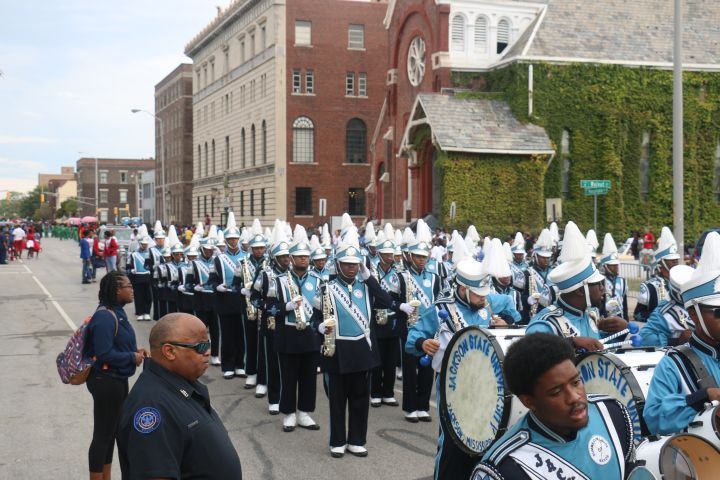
[695,228,720,259]
[97,225,133,271]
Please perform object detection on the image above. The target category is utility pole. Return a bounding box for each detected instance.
[673,0,684,255]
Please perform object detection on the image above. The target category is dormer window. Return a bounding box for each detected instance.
[474,16,488,53]
[497,19,511,54]
[451,15,465,52]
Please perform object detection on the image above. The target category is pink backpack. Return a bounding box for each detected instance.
[56,307,117,385]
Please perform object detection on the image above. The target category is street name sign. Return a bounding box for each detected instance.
[580,180,611,189]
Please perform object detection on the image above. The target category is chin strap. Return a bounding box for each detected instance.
[692,302,714,339]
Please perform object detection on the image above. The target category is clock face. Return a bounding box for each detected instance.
[407,36,426,87]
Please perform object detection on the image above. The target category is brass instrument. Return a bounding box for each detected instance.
[266,264,277,330]
[404,272,421,327]
[286,273,307,330]
[321,283,336,357]
[371,262,389,325]
[242,257,258,321]
[658,277,668,303]
[528,267,539,317]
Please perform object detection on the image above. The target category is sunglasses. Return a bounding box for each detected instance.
[164,341,211,354]
[700,307,720,319]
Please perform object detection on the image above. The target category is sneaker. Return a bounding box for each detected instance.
[417,410,432,422]
[210,356,221,366]
[255,384,268,398]
[330,445,346,458]
[268,403,280,415]
[234,368,247,378]
[347,444,368,457]
[370,398,382,408]
[223,371,235,379]
[244,374,257,389]
[297,411,320,430]
[396,367,402,380]
[82,280,91,284]
[283,413,297,432]
[404,411,419,423]
[382,397,399,406]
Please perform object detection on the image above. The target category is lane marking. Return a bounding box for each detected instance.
[30,270,77,331]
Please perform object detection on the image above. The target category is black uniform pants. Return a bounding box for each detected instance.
[278,351,318,415]
[258,328,281,404]
[219,312,245,372]
[401,351,433,413]
[243,315,259,375]
[436,418,477,480]
[151,285,163,320]
[371,336,399,399]
[86,369,128,472]
[130,277,152,315]
[324,370,370,448]
[196,309,220,357]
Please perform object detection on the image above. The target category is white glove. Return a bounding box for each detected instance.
[178,285,186,292]
[194,285,203,292]
[285,301,297,312]
[319,321,334,334]
[399,303,415,315]
[527,293,541,305]
[216,285,227,293]
[241,287,252,297]
[359,262,371,280]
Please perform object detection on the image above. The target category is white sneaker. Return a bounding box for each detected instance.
[382,397,399,406]
[404,411,419,423]
[396,367,402,380]
[330,445,346,458]
[223,371,235,379]
[210,356,221,366]
[297,411,320,430]
[255,384,268,398]
[283,413,297,432]
[347,444,368,457]
[144,314,152,320]
[370,397,382,408]
[234,368,247,378]
[244,374,257,389]
[268,403,280,415]
[416,410,432,422]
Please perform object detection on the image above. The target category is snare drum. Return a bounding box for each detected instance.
[576,347,665,443]
[687,403,720,450]
[627,433,720,479]
[439,325,527,457]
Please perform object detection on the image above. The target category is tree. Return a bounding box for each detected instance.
[18,186,42,219]
[57,198,78,218]
[33,204,52,221]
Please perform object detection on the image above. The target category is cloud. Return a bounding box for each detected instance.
[0,156,43,172]
[0,135,57,145]
[0,178,37,194]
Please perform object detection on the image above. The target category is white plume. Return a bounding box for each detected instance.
[602,233,618,255]
[559,221,589,263]
[226,211,236,230]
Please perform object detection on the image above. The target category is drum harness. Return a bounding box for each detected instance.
[673,345,719,391]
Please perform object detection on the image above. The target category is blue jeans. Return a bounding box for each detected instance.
[105,256,117,272]
[82,259,92,282]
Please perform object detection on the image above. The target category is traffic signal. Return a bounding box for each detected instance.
[125,203,130,211]
[40,194,45,203]
[113,207,118,215]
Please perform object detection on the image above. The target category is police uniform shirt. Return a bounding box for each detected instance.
[118,359,242,479]
[473,395,634,480]
[643,334,720,435]
[526,298,601,339]
[640,298,694,347]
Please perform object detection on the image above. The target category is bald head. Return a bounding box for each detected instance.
[149,313,210,381]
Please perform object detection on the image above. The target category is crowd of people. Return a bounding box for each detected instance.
[71,210,720,479]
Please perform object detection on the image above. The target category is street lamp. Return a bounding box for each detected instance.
[131,108,166,225]
[78,151,98,219]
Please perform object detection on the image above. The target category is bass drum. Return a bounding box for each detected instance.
[627,433,720,479]
[576,347,665,443]
[687,403,720,450]
[439,325,526,457]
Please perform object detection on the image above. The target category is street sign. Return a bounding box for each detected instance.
[584,188,609,196]
[580,179,611,189]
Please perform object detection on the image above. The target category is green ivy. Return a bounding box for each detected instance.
[454,63,720,242]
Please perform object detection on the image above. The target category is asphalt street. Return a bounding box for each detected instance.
[0,238,437,479]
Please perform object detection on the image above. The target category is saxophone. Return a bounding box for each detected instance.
[404,272,421,327]
[372,262,388,325]
[658,277,668,303]
[286,273,307,330]
[242,257,258,321]
[321,282,336,357]
[528,267,539,317]
[266,263,277,330]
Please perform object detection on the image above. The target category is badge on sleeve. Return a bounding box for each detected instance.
[134,407,161,434]
[588,435,611,465]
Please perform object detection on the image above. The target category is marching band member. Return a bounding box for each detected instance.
[471,333,635,480]
[192,229,221,372]
[309,235,330,282]
[311,227,400,458]
[156,246,172,315]
[485,239,523,323]
[215,230,226,254]
[598,233,629,320]
[586,229,600,265]
[522,229,556,324]
[267,226,322,433]
[210,213,248,380]
[126,227,152,321]
[363,222,380,270]
[644,232,720,435]
[511,232,529,271]
[527,222,627,351]
[640,265,695,347]
[249,222,284,413]
[145,220,166,320]
[402,222,442,423]
[634,226,680,322]
[176,237,198,315]
[164,228,184,315]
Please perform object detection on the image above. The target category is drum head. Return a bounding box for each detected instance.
[628,434,720,480]
[439,326,509,457]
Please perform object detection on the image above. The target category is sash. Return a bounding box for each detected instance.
[131,251,149,274]
[150,247,162,265]
[407,274,432,308]
[379,268,400,294]
[167,263,179,282]
[509,442,590,480]
[194,260,212,287]
[329,281,370,345]
[219,254,238,286]
[279,275,315,320]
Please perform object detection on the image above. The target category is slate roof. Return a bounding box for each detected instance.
[407,93,554,155]
[501,0,720,66]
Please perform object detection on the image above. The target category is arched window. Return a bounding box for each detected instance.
[241,128,246,168]
[451,15,465,52]
[251,124,256,166]
[474,16,488,52]
[497,19,511,54]
[293,116,314,163]
[346,118,367,164]
[640,131,651,200]
[211,139,216,175]
[262,120,267,164]
[561,130,570,198]
[204,142,208,177]
[197,144,201,177]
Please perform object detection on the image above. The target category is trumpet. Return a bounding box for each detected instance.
[242,258,258,321]
[286,275,307,330]
[321,284,336,357]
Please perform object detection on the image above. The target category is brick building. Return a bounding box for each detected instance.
[76,158,155,223]
[185,0,387,227]
[38,166,75,188]
[155,63,194,226]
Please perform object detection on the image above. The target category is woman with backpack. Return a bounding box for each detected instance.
[84,271,149,480]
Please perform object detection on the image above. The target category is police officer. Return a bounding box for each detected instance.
[126,233,152,321]
[471,333,635,480]
[146,220,166,320]
[117,313,242,479]
[634,226,680,322]
[643,231,720,435]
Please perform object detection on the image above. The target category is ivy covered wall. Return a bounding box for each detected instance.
[435,151,547,237]
[451,64,720,242]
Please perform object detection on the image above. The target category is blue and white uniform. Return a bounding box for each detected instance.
[527,298,601,339]
[633,276,669,323]
[640,297,693,347]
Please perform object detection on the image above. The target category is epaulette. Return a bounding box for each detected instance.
[470,462,504,480]
[485,429,531,466]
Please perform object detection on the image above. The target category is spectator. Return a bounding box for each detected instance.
[11,224,25,258]
[81,230,93,284]
[642,227,655,249]
[0,227,8,264]
[104,230,119,272]
[631,231,641,260]
[26,230,36,259]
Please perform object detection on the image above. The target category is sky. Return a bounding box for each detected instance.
[0,1,219,194]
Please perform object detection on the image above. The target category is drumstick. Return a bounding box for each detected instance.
[600,322,639,344]
[419,310,450,367]
[603,336,642,349]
